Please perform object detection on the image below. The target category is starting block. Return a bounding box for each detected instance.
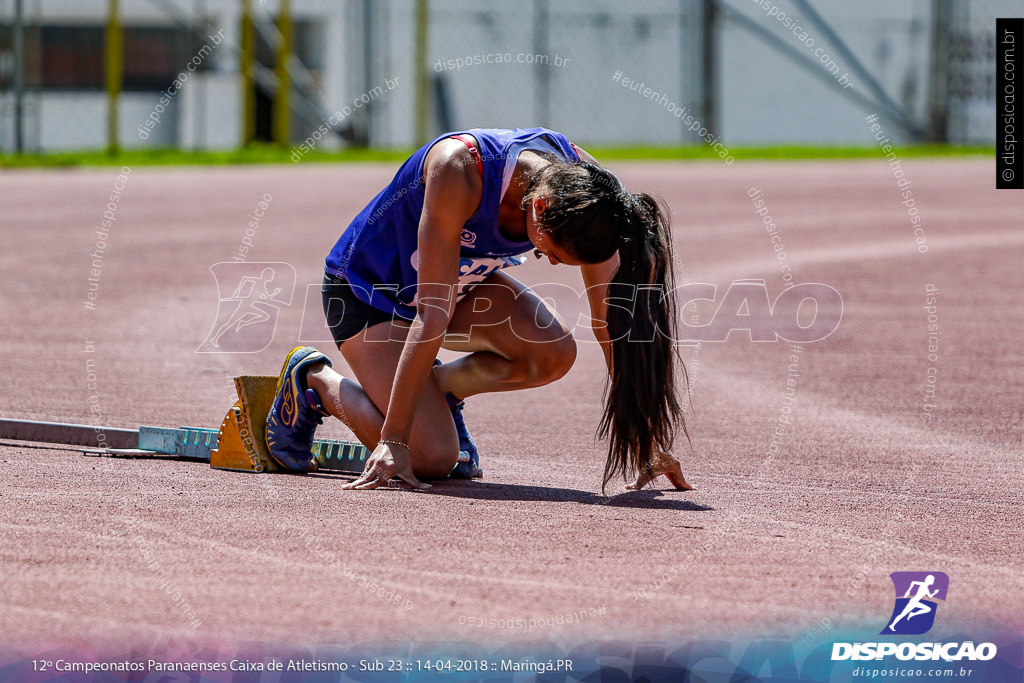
[210,375,370,473]
[0,378,371,474]
[210,376,282,472]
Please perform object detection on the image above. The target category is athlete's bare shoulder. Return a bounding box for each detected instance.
[421,136,482,222]
[571,142,598,165]
[422,135,483,192]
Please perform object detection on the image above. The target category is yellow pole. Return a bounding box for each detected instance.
[273,0,292,147]
[105,0,122,155]
[13,0,25,154]
[413,0,429,144]
[240,0,255,146]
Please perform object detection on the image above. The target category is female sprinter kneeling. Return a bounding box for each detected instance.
[264,127,693,492]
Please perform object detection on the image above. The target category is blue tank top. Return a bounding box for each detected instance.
[324,127,581,320]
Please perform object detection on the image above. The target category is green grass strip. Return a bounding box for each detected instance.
[0,142,994,168]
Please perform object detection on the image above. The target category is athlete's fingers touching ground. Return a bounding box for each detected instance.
[626,452,694,491]
[340,443,431,491]
[340,443,396,489]
[663,467,694,491]
[394,471,431,490]
[343,466,389,490]
[379,443,432,490]
[625,470,656,491]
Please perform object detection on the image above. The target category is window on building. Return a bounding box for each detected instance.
[0,23,214,91]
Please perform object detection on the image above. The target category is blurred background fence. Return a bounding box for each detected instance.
[0,0,1009,154]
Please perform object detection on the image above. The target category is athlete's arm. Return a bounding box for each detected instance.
[581,256,619,374]
[583,256,693,492]
[571,145,619,375]
[574,144,692,492]
[347,140,480,490]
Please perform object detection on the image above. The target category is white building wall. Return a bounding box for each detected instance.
[0,0,997,151]
[718,0,932,145]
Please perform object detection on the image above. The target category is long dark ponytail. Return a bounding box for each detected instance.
[525,160,687,490]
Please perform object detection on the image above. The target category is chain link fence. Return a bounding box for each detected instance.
[418,0,707,145]
[0,1,238,152]
[946,0,1018,143]
[0,0,1009,153]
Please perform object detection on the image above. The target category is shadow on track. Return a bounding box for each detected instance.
[421,480,711,511]
[310,472,712,510]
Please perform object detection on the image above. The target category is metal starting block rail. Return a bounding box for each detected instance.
[0,411,368,475]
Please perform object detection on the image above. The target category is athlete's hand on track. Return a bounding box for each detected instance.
[341,443,431,491]
[626,451,694,491]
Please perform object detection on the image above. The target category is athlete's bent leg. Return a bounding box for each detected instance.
[434,270,577,400]
[335,320,461,480]
[304,362,385,449]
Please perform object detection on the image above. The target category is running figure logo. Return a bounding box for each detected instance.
[197,262,296,353]
[881,572,949,635]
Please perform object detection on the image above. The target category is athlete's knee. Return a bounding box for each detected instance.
[411,438,459,479]
[521,333,577,386]
[545,334,578,381]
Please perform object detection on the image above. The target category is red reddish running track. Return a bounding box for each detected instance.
[0,159,1021,651]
